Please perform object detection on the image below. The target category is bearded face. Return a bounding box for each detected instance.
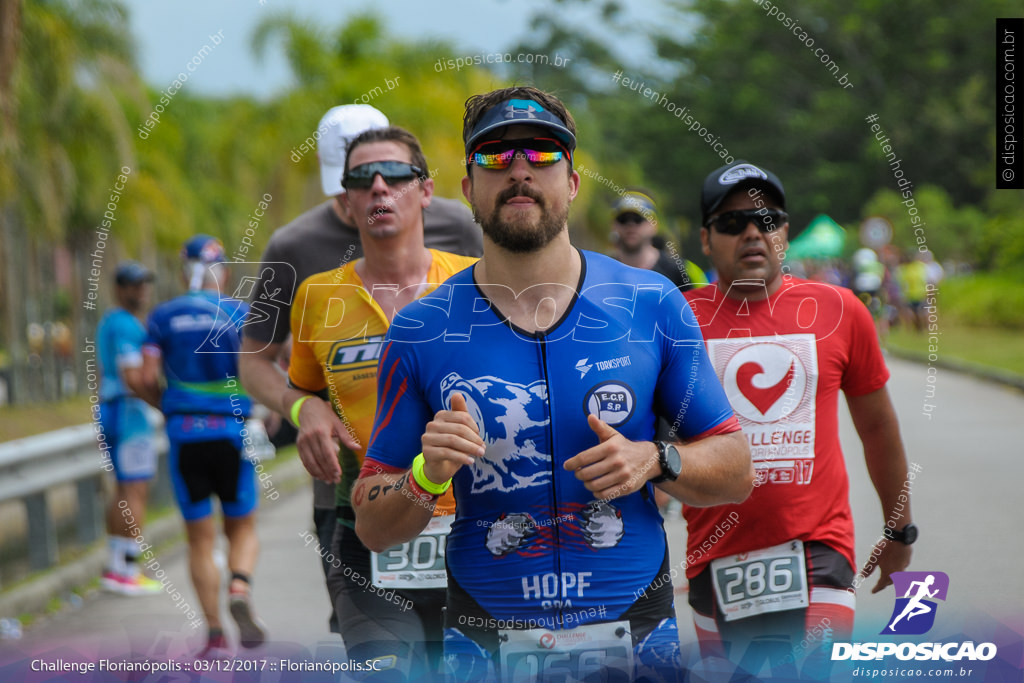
[472,181,569,253]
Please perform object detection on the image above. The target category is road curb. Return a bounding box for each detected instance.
[0,454,311,624]
[885,346,1024,393]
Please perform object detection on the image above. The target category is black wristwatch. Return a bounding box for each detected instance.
[883,523,918,545]
[650,441,682,483]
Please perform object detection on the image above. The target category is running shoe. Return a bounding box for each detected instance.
[102,571,161,596]
[229,590,267,648]
[101,570,132,594]
[132,574,163,595]
[196,632,231,660]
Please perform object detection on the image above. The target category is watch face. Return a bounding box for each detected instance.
[903,524,918,544]
[665,443,682,476]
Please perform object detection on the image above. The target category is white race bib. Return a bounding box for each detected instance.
[499,620,633,683]
[118,434,157,478]
[711,540,809,622]
[371,515,452,589]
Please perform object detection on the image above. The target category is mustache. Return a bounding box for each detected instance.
[496,183,545,207]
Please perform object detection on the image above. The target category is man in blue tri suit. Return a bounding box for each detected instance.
[97,261,162,596]
[354,86,754,682]
[139,236,267,658]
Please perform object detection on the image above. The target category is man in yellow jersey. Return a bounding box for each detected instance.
[284,125,476,681]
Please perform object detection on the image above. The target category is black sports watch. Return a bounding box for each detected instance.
[650,441,682,484]
[883,523,918,545]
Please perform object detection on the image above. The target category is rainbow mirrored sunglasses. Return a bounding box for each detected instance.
[467,137,571,170]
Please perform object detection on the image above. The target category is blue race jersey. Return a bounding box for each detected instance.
[366,250,737,627]
[97,308,147,402]
[145,291,251,420]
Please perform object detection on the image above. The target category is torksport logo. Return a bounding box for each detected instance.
[576,355,632,379]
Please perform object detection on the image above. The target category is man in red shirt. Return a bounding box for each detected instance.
[683,161,916,677]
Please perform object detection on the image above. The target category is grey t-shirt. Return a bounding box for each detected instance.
[244,196,482,346]
[244,196,481,509]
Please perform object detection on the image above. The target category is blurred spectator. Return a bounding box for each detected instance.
[610,189,707,291]
[897,252,929,332]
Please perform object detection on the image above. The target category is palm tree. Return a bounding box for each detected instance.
[250,11,495,199]
[0,0,141,402]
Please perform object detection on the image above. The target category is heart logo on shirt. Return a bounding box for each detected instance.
[736,360,795,415]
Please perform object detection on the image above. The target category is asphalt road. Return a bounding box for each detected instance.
[1,357,1021,680]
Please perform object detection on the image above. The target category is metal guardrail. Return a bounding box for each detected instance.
[0,422,171,574]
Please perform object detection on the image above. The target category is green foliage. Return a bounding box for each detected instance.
[860,182,1024,271]
[937,272,1024,330]
[9,0,141,242]
[860,185,986,262]
[507,0,1016,261]
[977,189,1024,272]
[5,0,1024,353]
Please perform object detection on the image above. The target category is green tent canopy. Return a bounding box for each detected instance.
[786,214,847,260]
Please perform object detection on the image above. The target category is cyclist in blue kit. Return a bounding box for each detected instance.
[140,236,267,658]
[354,86,754,682]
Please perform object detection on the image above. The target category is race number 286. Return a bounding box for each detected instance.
[720,557,796,603]
[711,541,808,621]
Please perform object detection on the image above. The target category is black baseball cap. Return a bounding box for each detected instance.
[114,261,154,286]
[701,160,786,224]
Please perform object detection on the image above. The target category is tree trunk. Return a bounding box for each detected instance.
[0,0,24,405]
[1,204,28,404]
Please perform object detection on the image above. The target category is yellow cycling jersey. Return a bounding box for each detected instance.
[288,249,477,517]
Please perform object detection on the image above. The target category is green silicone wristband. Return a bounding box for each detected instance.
[411,453,451,495]
[290,395,312,428]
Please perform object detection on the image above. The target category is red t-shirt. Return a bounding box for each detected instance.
[682,277,889,579]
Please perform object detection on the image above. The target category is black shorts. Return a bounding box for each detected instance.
[326,516,446,681]
[176,438,242,504]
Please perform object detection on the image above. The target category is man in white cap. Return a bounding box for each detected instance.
[238,104,482,635]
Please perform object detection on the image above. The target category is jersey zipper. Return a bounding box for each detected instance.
[538,333,565,628]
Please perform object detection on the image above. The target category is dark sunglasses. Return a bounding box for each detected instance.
[468,137,570,170]
[342,161,427,190]
[615,213,646,225]
[708,209,788,235]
